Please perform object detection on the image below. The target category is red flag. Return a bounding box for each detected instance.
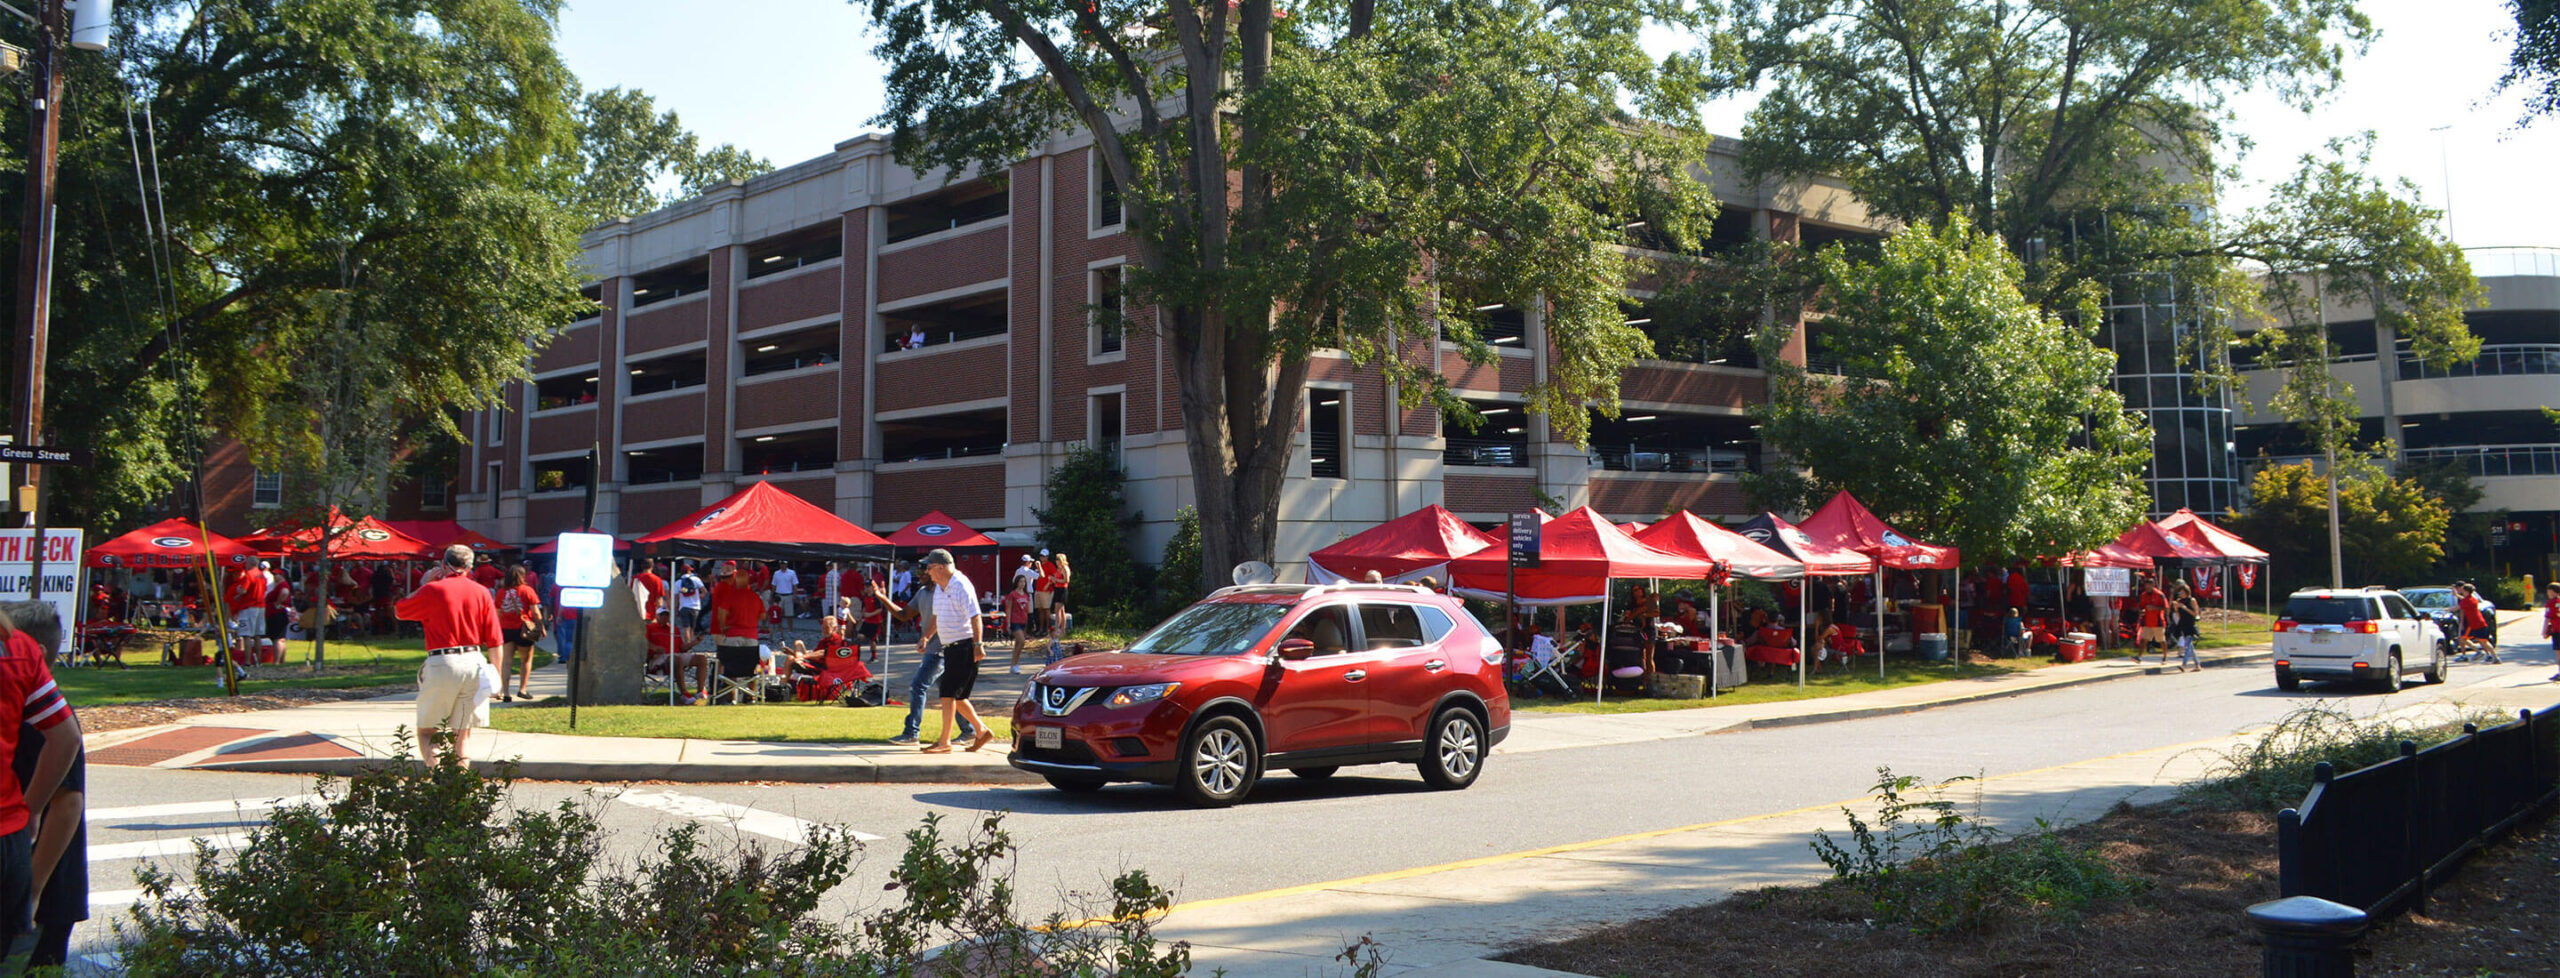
[2237,564,2258,590]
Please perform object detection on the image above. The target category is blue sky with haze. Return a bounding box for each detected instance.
[557,0,2555,251]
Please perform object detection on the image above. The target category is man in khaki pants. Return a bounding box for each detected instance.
[397,545,505,766]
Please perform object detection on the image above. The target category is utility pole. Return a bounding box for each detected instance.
[10,0,66,527]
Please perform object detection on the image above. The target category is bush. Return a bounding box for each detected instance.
[2185,704,2516,812]
[1155,506,1203,616]
[119,734,1216,976]
[1811,767,2139,933]
[1034,446,1146,621]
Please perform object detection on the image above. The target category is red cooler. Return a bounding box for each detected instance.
[2058,632,2096,663]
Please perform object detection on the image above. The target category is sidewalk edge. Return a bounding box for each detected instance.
[187,755,1045,785]
[1747,651,2273,730]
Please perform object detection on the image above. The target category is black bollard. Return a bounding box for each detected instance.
[2246,895,2369,978]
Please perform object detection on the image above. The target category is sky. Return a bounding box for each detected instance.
[556,0,2558,251]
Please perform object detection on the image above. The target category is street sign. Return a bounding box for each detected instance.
[558,586,605,610]
[553,532,616,589]
[1508,513,1540,568]
[0,444,89,466]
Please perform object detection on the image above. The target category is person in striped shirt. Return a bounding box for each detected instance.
[0,606,83,964]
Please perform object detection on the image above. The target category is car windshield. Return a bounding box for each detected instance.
[1124,602,1291,656]
[2285,596,2372,624]
[2405,590,2454,609]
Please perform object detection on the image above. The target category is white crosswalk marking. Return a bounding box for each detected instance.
[612,789,881,844]
[87,794,323,823]
[91,832,254,862]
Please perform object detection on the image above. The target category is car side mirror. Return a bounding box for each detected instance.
[1275,638,1316,661]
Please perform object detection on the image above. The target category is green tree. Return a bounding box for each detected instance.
[866,0,1718,591]
[1155,505,1204,616]
[2402,458,2497,575]
[2229,461,2450,591]
[1034,447,1144,622]
[1749,217,2151,562]
[2506,0,2560,121]
[558,86,774,227]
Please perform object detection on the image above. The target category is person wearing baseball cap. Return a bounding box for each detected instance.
[915,549,990,752]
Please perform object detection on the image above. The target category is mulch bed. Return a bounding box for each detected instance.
[1500,800,2560,977]
[85,686,413,733]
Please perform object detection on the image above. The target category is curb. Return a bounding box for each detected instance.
[1746,650,2274,730]
[191,755,1046,785]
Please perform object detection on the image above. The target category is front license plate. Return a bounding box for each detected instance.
[2308,635,2333,645]
[1034,726,1063,750]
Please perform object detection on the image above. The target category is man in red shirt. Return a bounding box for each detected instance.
[396,545,505,765]
[2456,582,2496,663]
[1030,551,1057,637]
[0,603,82,960]
[225,563,269,656]
[707,561,766,686]
[469,559,503,591]
[2541,582,2559,682]
[634,561,669,620]
[2137,576,2168,664]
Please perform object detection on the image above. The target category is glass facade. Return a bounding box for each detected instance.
[2097,271,2236,516]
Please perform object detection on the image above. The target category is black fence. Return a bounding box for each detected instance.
[2277,704,2560,919]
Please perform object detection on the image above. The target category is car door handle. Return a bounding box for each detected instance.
[1423,659,1447,672]
[1344,670,1367,682]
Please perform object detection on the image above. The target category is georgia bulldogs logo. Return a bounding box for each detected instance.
[918,523,952,536]
[357,528,390,542]
[1741,527,1773,544]
[151,536,193,549]
[1881,531,1910,547]
[692,507,729,529]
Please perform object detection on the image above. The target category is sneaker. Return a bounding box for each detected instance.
[888,735,919,746]
[1009,664,1020,674]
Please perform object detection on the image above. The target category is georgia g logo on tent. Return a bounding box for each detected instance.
[1741,527,1773,543]
[151,536,193,549]
[357,528,390,542]
[692,507,729,529]
[1881,531,1910,547]
[919,523,953,537]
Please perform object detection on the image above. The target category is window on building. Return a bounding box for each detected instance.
[1090,391,1123,458]
[740,429,836,475]
[741,323,842,377]
[629,259,710,307]
[1462,303,1527,347]
[883,289,1007,352]
[531,455,592,494]
[535,373,600,411]
[625,445,706,485]
[879,408,1008,463]
[252,470,283,508]
[578,282,607,317]
[1442,399,1529,468]
[745,224,844,279]
[420,477,450,511]
[1091,266,1125,357]
[1308,389,1345,479]
[1621,297,1758,368]
[627,350,709,395]
[1094,156,1123,229]
[884,180,1009,244]
[1585,410,1759,473]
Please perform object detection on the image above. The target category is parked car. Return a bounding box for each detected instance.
[2271,588,2449,692]
[1010,583,1513,806]
[2400,586,2497,648]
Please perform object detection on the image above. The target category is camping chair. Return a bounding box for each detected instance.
[1510,644,1578,699]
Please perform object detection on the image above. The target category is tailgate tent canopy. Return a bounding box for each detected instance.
[269,510,436,561]
[2158,509,2269,563]
[88,518,258,569]
[635,481,892,561]
[1799,492,1960,571]
[2112,520,2224,565]
[1733,513,1877,576]
[1307,505,1501,584]
[883,510,999,550]
[2055,541,2152,569]
[1447,506,1716,605]
[385,520,510,553]
[1633,511,1804,580]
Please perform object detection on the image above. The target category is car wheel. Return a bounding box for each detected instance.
[2275,666,2301,692]
[1292,766,1339,781]
[1176,716,1258,807]
[1417,707,1486,791]
[2425,643,2449,684]
[1044,774,1107,794]
[2378,653,2403,693]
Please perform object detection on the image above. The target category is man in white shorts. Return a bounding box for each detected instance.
[395,545,505,766]
[770,562,802,638]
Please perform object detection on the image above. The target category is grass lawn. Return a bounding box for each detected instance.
[2195,609,2277,650]
[59,632,552,707]
[489,700,1012,744]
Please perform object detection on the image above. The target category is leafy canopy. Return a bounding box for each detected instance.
[2227,461,2449,591]
[866,0,1720,586]
[1749,216,2151,563]
[2505,0,2560,122]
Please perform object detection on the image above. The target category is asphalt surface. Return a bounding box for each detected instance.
[68,633,2560,972]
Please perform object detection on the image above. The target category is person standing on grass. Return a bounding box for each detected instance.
[395,545,502,767]
[770,562,801,639]
[707,561,766,696]
[225,562,268,663]
[873,572,978,748]
[916,550,991,753]
[633,560,668,621]
[673,561,707,648]
[495,566,544,703]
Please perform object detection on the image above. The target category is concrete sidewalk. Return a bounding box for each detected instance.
[80,628,2301,784]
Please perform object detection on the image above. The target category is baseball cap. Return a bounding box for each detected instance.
[1039,548,1051,557]
[1021,554,1035,563]
[922,549,956,567]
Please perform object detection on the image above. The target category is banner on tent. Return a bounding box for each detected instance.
[2191,566,2214,590]
[2088,567,2132,597]
[2238,564,2257,590]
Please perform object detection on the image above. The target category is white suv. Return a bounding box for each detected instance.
[2272,588,2448,692]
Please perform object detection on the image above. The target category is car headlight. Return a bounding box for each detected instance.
[1105,683,1181,709]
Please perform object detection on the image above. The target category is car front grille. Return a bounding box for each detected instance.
[1034,683,1101,717]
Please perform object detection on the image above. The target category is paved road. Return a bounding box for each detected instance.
[69,636,2560,972]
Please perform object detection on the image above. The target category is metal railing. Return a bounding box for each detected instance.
[2463,245,2560,279]
[2276,704,2560,921]
[1442,437,1529,468]
[1586,445,1750,473]
[2398,343,2560,379]
[2401,443,2560,478]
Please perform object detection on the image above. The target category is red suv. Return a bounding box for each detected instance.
[1010,584,1512,806]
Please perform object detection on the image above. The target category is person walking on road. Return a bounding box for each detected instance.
[2136,575,2168,666]
[394,545,504,767]
[917,549,991,754]
[872,570,979,748]
[495,566,544,703]
[2542,582,2559,682]
[2456,583,2497,664]
[2167,580,2202,672]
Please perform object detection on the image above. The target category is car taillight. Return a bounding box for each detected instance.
[2345,620,2378,634]
[2273,619,2297,632]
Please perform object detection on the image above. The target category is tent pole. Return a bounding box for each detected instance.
[1797,579,1806,688]
[1951,568,1962,677]
[1875,567,1885,680]
[1596,588,1611,704]
[1708,584,1719,700]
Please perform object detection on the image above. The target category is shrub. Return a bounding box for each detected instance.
[118,735,1222,976]
[1155,506,1203,616]
[1811,767,2139,934]
[2184,704,2517,812]
[1034,446,1146,621]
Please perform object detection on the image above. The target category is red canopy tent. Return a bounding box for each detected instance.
[234,531,288,558]
[2111,520,2224,566]
[2158,509,2269,563]
[1799,492,1960,570]
[1306,505,1499,584]
[635,480,892,562]
[1633,512,1803,581]
[1447,506,1717,605]
[2054,541,2152,569]
[271,511,436,561]
[385,519,509,552]
[883,510,1000,596]
[1732,512,1877,576]
[87,518,258,570]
